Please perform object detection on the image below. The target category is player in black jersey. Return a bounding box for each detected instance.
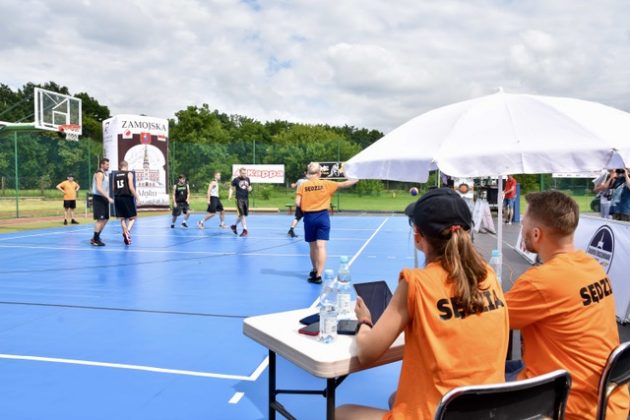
[228,167,252,237]
[171,174,191,228]
[114,161,141,245]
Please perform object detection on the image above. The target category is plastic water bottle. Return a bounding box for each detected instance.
[489,249,502,284]
[319,269,338,343]
[336,256,356,320]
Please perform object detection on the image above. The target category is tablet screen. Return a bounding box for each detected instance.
[353,281,393,323]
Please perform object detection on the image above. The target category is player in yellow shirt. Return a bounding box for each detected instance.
[336,188,509,419]
[295,162,357,283]
[505,191,629,419]
[56,174,80,225]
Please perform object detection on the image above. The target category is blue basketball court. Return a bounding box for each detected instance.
[0,213,420,419]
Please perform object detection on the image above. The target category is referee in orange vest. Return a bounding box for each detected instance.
[295,162,358,284]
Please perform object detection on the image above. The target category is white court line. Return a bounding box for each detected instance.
[0,228,91,241]
[228,392,245,404]
[309,217,390,309]
[0,243,360,261]
[0,353,261,381]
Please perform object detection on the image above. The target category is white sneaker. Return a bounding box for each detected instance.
[197,221,204,229]
[219,223,227,229]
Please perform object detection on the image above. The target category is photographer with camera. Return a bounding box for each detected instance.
[593,169,617,218]
[610,168,630,222]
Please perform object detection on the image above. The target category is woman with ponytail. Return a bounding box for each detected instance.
[337,188,509,420]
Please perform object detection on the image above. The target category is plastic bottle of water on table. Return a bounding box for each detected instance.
[336,255,357,320]
[319,269,338,343]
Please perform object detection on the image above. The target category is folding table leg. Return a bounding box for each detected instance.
[269,350,276,420]
[326,378,335,419]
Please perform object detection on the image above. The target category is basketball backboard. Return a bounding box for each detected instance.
[34,88,82,137]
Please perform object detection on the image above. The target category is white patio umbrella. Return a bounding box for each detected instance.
[344,90,630,263]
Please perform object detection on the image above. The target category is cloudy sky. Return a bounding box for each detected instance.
[2,0,630,132]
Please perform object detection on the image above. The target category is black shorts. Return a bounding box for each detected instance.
[93,195,110,220]
[63,200,76,209]
[294,206,303,221]
[207,196,224,213]
[236,198,249,217]
[172,202,190,217]
[115,195,137,219]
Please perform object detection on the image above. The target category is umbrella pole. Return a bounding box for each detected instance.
[497,176,504,262]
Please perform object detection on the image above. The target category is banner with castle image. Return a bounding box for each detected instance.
[102,114,169,208]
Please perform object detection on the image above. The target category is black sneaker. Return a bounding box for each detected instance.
[182,221,188,228]
[170,224,175,229]
[239,229,248,237]
[308,276,322,284]
[64,220,68,225]
[230,225,238,235]
[309,269,317,279]
[71,219,79,224]
[123,232,131,245]
[90,238,105,247]
[288,229,297,238]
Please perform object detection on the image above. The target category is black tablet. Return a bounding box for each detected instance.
[298,281,393,334]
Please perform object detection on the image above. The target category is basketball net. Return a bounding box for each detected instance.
[59,124,81,142]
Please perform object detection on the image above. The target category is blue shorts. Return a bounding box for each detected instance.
[503,197,516,210]
[303,210,330,242]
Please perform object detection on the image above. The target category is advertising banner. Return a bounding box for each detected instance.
[103,115,169,208]
[574,216,630,322]
[318,161,345,179]
[231,164,285,184]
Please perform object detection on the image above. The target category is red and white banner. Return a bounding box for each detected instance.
[102,114,169,208]
[231,164,285,184]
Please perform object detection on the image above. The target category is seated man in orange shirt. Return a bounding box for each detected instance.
[336,188,509,419]
[295,162,357,283]
[505,191,629,419]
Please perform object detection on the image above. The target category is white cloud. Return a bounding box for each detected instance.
[1,0,629,132]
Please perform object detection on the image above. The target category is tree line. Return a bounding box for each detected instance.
[0,82,384,192]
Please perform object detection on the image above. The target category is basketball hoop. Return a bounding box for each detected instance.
[59,124,81,142]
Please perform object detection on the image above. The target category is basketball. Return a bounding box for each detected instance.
[409,187,419,196]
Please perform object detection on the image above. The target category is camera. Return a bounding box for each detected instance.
[615,169,626,174]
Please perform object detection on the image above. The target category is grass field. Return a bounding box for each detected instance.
[0,188,597,233]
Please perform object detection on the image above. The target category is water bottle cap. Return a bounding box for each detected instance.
[491,249,501,257]
[340,255,349,263]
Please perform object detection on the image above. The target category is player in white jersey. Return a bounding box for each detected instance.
[197,171,226,229]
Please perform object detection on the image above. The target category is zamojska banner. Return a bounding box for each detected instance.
[231,164,285,184]
[103,114,169,208]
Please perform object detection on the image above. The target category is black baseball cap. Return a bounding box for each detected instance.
[405,187,472,237]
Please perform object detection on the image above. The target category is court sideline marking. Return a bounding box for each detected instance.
[0,353,268,381]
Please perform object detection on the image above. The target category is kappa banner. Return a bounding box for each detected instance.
[231,165,285,183]
[103,114,169,208]
[574,216,630,322]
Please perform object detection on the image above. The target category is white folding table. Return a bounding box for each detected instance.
[243,307,404,419]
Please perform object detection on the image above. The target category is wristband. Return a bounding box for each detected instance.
[355,319,373,334]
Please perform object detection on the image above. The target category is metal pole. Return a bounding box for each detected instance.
[336,139,340,211]
[252,140,256,207]
[88,139,92,190]
[13,130,19,218]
